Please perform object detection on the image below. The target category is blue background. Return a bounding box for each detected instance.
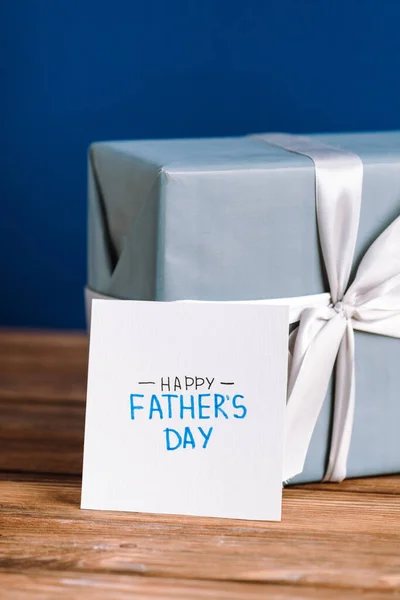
[2,0,400,329]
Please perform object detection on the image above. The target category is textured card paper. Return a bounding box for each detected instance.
[81,300,288,521]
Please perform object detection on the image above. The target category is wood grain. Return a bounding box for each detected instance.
[0,330,399,599]
[0,330,88,403]
[0,331,87,474]
[1,474,400,591]
[2,572,397,600]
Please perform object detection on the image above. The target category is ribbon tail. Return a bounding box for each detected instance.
[323,323,355,482]
[283,314,346,481]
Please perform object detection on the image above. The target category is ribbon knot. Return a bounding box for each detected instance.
[332,301,356,320]
[333,301,344,314]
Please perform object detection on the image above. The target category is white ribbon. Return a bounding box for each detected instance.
[258,134,400,482]
[85,132,400,484]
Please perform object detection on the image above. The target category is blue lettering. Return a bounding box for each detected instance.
[164,428,182,450]
[149,394,163,419]
[180,394,195,419]
[232,394,247,419]
[198,426,213,448]
[183,427,196,449]
[214,394,229,419]
[162,393,178,418]
[198,393,211,419]
[130,394,144,420]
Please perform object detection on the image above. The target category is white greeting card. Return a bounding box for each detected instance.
[81,300,288,521]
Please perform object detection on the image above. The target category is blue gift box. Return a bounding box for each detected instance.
[88,132,400,483]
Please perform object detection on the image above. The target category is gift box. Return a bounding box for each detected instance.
[87,132,400,484]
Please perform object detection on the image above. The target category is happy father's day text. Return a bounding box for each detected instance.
[130,376,247,451]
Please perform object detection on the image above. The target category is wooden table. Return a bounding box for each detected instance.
[1,330,399,599]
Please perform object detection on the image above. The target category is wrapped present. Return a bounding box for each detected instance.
[87,132,400,484]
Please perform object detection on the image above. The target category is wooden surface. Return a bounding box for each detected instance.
[0,331,399,599]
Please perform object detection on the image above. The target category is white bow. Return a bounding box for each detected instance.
[258,134,400,482]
